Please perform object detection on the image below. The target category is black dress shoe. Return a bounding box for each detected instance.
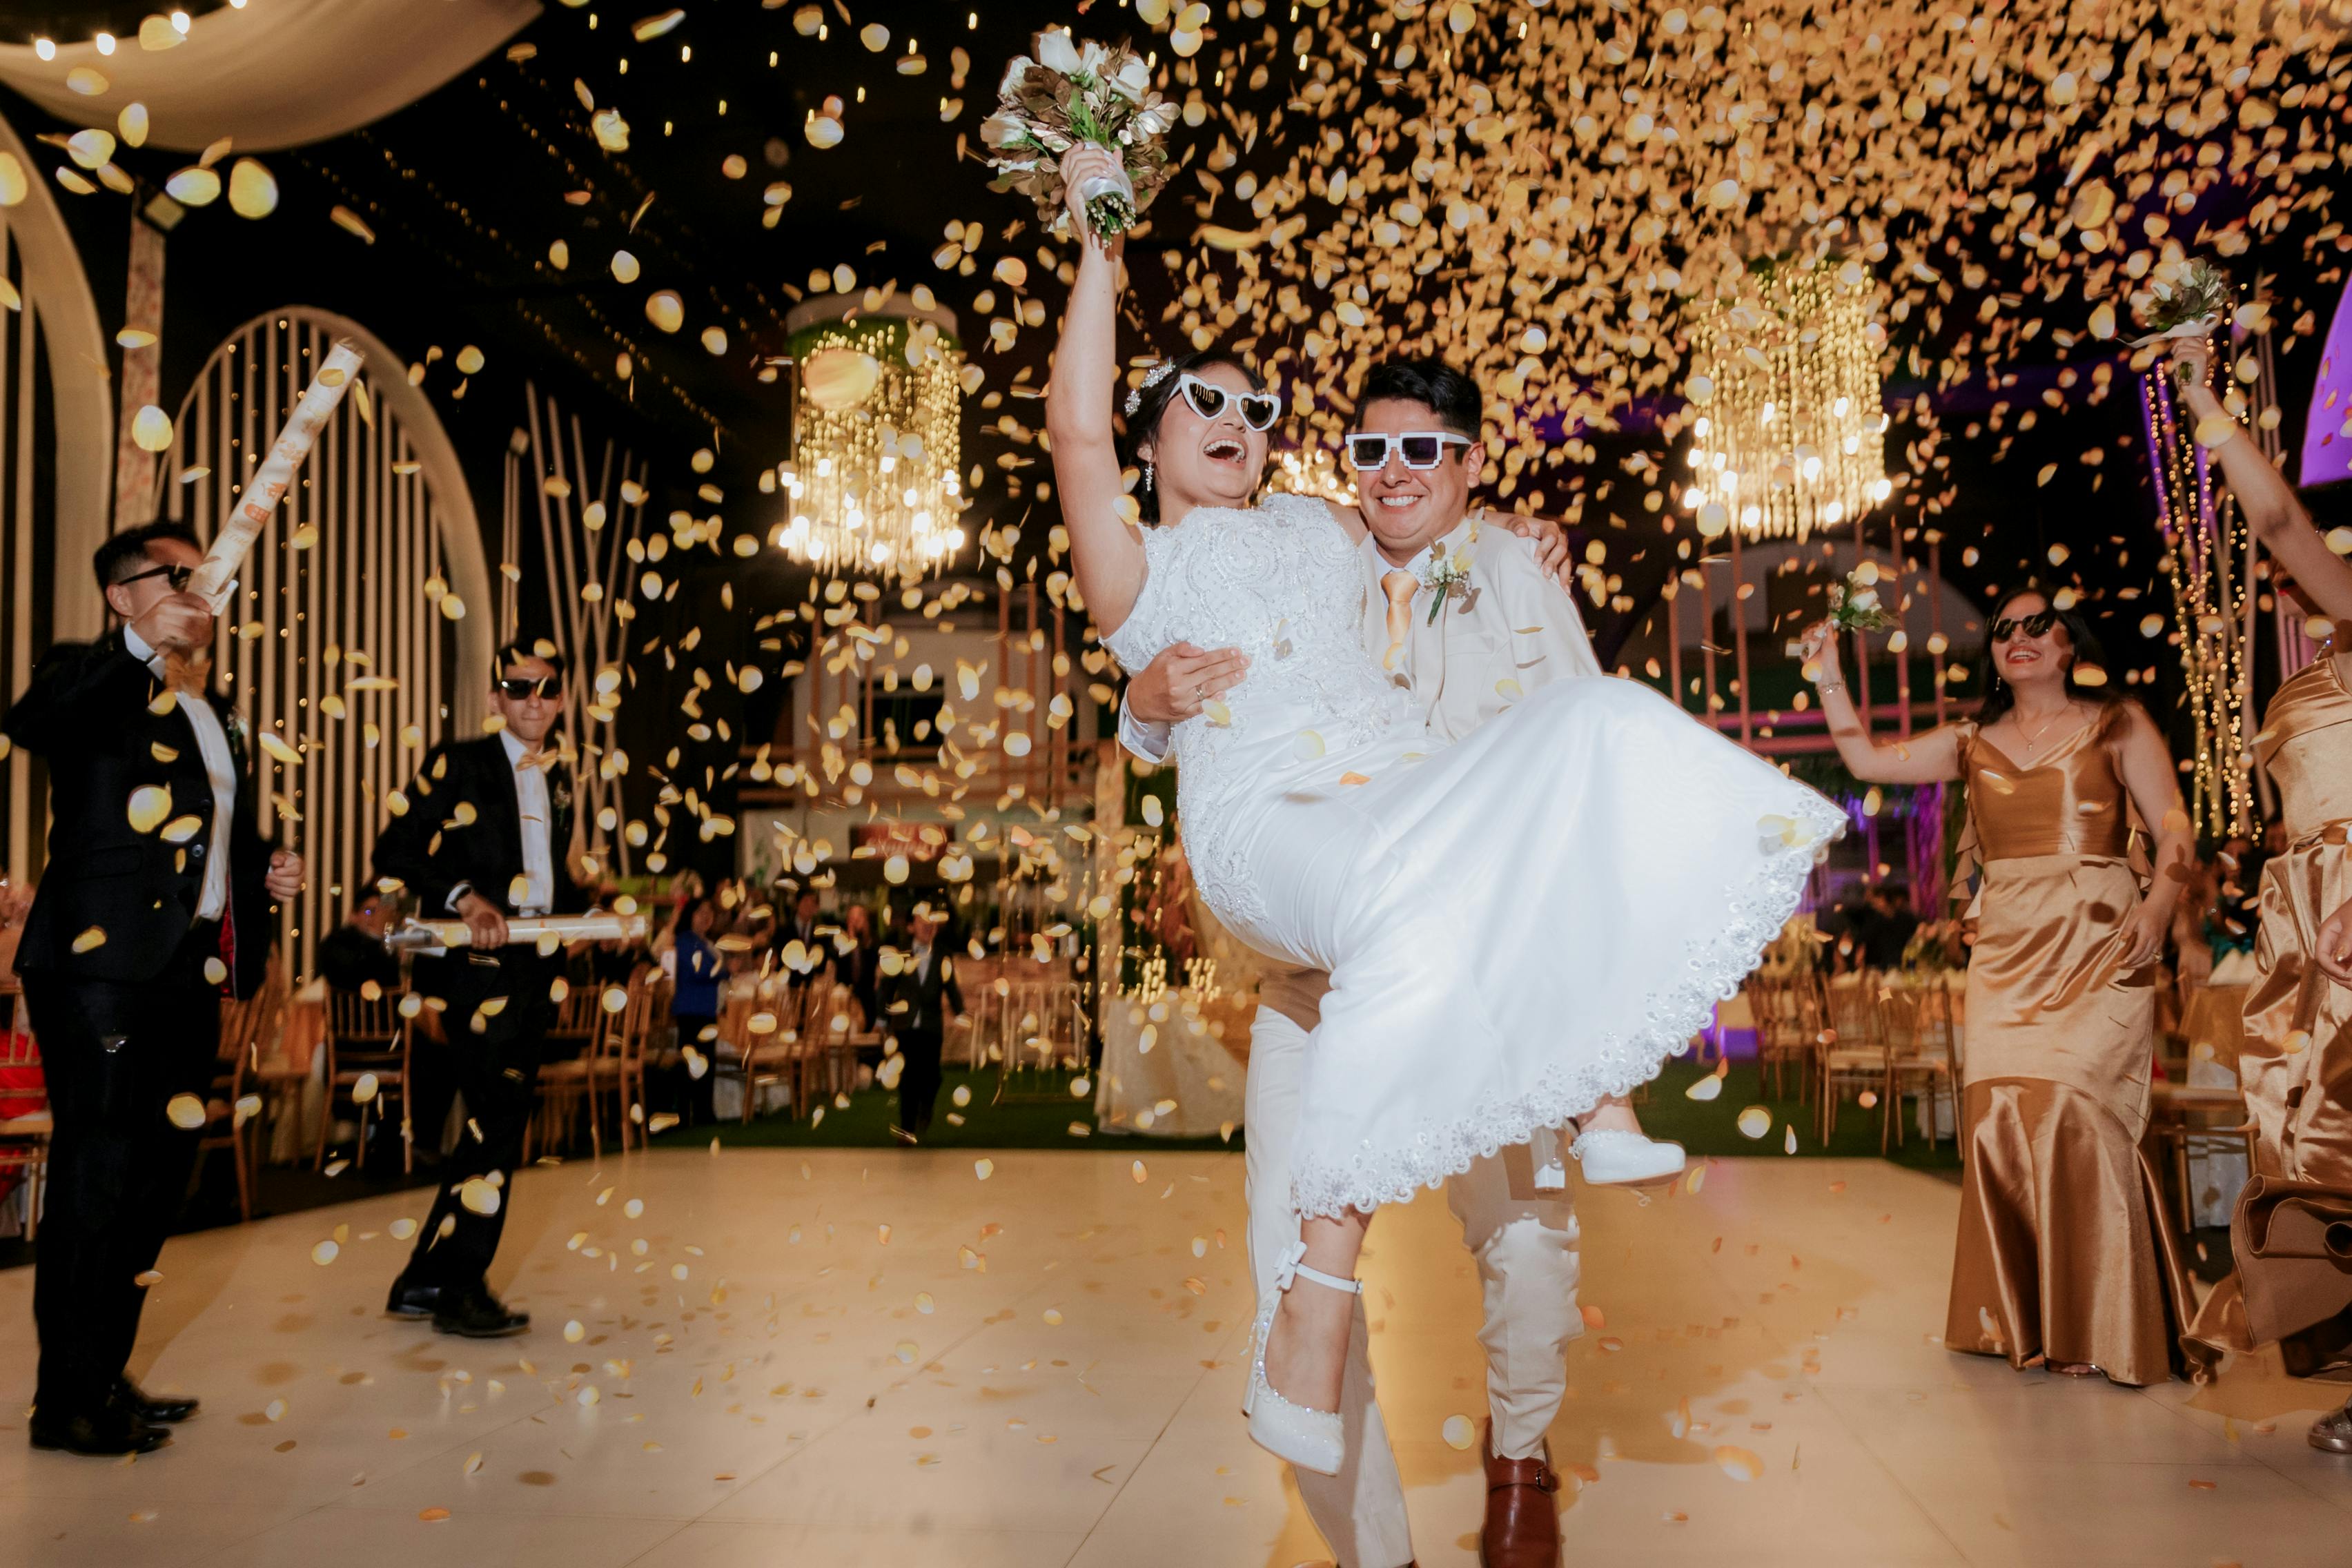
[385,1278,444,1320]
[31,1405,170,1457]
[112,1377,199,1424]
[432,1287,529,1339]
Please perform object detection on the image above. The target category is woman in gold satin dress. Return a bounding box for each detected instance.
[1801,590,2196,1385]
[2167,336,2352,1451]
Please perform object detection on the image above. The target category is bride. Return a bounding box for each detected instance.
[1045,146,1843,1473]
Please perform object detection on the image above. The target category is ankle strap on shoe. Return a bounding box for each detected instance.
[1293,1261,1362,1295]
[1270,1239,1362,1296]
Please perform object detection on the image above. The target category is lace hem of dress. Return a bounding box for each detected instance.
[1287,794,1848,1219]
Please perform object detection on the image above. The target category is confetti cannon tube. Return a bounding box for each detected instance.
[186,340,366,612]
[384,912,650,953]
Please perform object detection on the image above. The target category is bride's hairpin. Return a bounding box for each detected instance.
[1122,360,1178,417]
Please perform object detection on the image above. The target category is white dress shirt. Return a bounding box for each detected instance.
[1118,511,1605,762]
[124,623,236,921]
[499,728,556,917]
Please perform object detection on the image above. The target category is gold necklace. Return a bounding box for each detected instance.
[2011,701,2073,752]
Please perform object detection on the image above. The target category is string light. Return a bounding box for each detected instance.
[2141,367,2255,837]
[1683,258,1891,542]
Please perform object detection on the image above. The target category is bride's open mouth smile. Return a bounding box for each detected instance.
[1202,435,1248,467]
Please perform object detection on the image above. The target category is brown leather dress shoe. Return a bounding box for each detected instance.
[1480,1422,1561,1567]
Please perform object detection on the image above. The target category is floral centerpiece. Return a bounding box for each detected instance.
[983,32,1177,239]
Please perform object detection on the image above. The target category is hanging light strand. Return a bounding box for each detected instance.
[2140,369,2255,839]
[1684,258,1891,542]
[779,307,967,586]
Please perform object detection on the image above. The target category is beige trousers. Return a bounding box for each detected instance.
[1244,1000,1582,1568]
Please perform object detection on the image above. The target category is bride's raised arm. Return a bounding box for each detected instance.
[1044,146,1150,637]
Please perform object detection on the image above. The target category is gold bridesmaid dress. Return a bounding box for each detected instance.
[1943,707,2194,1384]
[2186,651,2352,1370]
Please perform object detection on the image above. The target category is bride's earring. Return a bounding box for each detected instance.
[1143,459,1155,492]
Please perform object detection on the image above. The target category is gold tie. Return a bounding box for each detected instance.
[1381,570,1418,672]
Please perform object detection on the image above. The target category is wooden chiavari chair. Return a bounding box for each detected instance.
[318,984,411,1173]
[199,963,285,1222]
[725,984,800,1124]
[1743,972,1823,1101]
[1816,972,1892,1148]
[533,974,637,1159]
[1879,981,1961,1153]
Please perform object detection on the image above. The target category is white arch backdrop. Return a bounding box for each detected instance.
[164,307,496,972]
[0,108,115,883]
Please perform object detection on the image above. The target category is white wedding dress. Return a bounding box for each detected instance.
[1103,493,1846,1217]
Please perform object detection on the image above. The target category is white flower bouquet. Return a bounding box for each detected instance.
[982,32,1177,239]
[1787,563,1894,655]
[2132,258,2233,346]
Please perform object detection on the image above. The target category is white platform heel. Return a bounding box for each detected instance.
[1569,1126,1687,1185]
[1242,1240,1358,1476]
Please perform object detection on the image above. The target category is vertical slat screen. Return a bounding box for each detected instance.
[164,313,470,979]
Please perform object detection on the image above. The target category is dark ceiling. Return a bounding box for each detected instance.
[1,1,2349,875]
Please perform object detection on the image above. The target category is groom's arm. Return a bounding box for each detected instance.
[1118,703,1173,767]
[1487,533,1607,687]
[1115,640,1251,765]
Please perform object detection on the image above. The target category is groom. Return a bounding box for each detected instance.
[1120,357,1603,1568]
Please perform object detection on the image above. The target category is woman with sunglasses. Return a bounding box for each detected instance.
[2165,338,2352,1446]
[1799,589,2196,1384]
[1048,146,1843,1476]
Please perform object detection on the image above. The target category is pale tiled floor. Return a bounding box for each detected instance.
[2,1148,2348,1567]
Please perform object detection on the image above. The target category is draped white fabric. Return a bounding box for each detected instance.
[0,0,540,153]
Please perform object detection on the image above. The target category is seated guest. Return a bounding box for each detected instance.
[317,894,401,994]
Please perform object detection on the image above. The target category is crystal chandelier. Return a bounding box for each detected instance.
[775,295,968,584]
[1682,258,1891,542]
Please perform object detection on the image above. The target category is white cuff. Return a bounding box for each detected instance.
[1117,703,1173,765]
[446,881,474,912]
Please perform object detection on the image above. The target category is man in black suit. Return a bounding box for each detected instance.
[877,910,963,1139]
[6,521,302,1456]
[372,643,586,1338]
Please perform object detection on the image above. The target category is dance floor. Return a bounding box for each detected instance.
[2,1147,2348,1567]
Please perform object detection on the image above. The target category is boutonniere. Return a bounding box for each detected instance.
[224,712,249,752]
[549,776,573,815]
[1418,542,1472,624]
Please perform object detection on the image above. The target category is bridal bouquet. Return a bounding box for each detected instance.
[2132,258,2233,345]
[1789,564,1894,656]
[982,32,1177,239]
[1823,563,1896,634]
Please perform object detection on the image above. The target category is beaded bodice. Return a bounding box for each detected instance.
[1102,493,1419,923]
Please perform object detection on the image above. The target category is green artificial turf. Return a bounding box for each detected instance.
[650,1067,1244,1154]
[651,1057,1962,1177]
[1638,1057,1962,1177]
